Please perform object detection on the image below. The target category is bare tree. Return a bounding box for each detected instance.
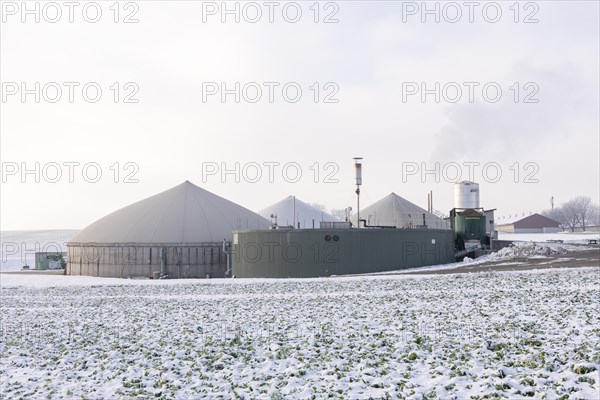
[331,207,353,222]
[543,197,599,232]
[573,196,594,231]
[561,199,580,232]
[542,208,567,229]
[591,204,600,228]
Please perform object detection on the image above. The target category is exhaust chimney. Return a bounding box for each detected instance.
[354,157,363,228]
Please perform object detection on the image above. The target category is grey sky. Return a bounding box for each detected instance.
[1,1,598,229]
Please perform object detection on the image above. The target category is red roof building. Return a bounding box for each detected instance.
[496,213,560,233]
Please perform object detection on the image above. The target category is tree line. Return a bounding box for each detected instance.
[542,196,599,232]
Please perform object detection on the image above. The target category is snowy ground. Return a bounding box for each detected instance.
[1,268,599,399]
[498,231,600,244]
[368,240,594,275]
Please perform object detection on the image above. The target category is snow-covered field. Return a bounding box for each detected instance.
[498,231,600,244]
[1,268,599,399]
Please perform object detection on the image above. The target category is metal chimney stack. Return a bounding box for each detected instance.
[354,157,363,228]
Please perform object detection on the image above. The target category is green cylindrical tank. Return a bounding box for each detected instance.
[232,228,456,278]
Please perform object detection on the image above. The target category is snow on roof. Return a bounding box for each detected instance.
[69,181,270,244]
[350,192,448,229]
[496,213,539,225]
[258,196,338,228]
[495,213,559,226]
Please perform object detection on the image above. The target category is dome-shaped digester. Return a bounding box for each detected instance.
[350,193,449,229]
[453,181,480,210]
[67,181,270,278]
[258,196,338,228]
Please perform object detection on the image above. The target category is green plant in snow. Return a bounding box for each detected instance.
[577,376,595,385]
[571,364,596,374]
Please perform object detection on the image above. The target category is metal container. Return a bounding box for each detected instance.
[454,209,487,247]
[320,221,352,229]
[454,181,480,209]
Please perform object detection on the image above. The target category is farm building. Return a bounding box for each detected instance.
[350,193,449,229]
[496,213,561,233]
[35,252,67,270]
[258,196,338,228]
[66,181,270,278]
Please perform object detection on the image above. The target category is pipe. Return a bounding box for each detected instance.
[427,192,431,213]
[354,158,363,229]
[359,219,395,229]
[160,247,167,277]
[223,239,232,277]
[430,191,433,213]
[357,189,360,229]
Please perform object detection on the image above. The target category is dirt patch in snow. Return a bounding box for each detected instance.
[406,247,599,275]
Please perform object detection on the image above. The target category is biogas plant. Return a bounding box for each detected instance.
[67,159,496,279]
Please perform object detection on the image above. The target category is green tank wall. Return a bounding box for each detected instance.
[232,229,455,278]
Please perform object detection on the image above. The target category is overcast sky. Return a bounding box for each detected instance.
[1,0,598,230]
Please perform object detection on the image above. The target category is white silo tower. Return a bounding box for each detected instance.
[453,181,480,210]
